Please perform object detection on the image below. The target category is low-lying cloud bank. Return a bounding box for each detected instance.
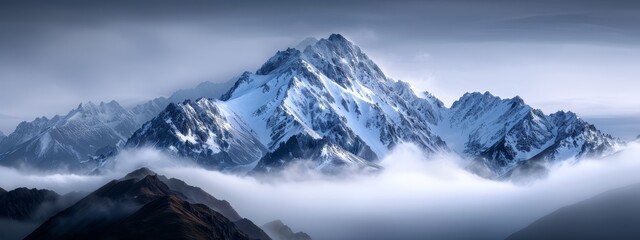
[2,143,640,240]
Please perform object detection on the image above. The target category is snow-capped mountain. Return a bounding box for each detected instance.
[441,92,618,177]
[0,101,140,170]
[0,81,235,171]
[129,34,449,173]
[0,130,5,142]
[128,34,619,176]
[127,98,266,169]
[224,34,450,171]
[1,33,619,177]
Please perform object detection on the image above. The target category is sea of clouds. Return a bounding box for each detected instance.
[1,142,640,240]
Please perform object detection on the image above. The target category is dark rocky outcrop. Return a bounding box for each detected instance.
[25,168,270,240]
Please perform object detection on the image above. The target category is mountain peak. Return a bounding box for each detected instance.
[121,33,619,179]
[309,33,357,55]
[78,101,98,110]
[452,91,500,108]
[74,100,126,114]
[122,167,158,180]
[511,95,524,104]
[550,110,579,122]
[453,91,530,110]
[25,170,259,240]
[256,48,302,75]
[328,33,348,43]
[303,33,388,88]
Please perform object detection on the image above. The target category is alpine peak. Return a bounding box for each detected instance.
[123,33,621,178]
[2,33,620,180]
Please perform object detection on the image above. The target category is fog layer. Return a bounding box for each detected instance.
[1,143,640,239]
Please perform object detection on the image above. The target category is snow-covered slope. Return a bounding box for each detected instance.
[219,34,446,172]
[0,80,236,171]
[0,130,5,143]
[440,92,618,177]
[126,98,266,169]
[0,101,140,170]
[128,34,619,176]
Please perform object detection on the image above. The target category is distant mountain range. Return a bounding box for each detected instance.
[0,34,622,178]
[0,168,310,240]
[0,81,233,172]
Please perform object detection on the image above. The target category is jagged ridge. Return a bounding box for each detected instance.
[128,34,619,177]
[0,80,235,171]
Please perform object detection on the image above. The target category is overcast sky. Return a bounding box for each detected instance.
[1,0,639,138]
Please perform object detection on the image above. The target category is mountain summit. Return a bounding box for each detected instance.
[24,168,275,240]
[0,34,616,178]
[126,34,619,177]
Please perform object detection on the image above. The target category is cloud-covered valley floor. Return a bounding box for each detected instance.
[2,143,640,240]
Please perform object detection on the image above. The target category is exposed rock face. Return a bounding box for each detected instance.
[25,168,269,240]
[126,99,267,170]
[235,218,273,240]
[0,187,84,240]
[0,188,59,220]
[123,167,243,221]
